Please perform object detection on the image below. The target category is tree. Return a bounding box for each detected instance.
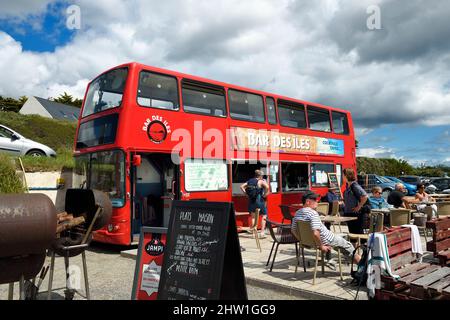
[52,92,82,108]
[0,96,27,112]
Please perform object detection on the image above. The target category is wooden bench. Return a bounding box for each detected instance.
[426,216,450,266]
[376,227,450,300]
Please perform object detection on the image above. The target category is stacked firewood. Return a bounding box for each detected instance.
[56,212,86,234]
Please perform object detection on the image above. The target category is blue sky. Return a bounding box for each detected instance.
[0,1,74,52]
[0,0,449,166]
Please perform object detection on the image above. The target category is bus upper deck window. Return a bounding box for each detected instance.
[137,71,179,110]
[332,111,349,134]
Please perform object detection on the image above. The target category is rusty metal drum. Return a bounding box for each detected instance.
[0,193,57,258]
[64,189,112,231]
[0,193,57,284]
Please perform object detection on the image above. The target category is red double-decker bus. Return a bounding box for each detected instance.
[73,62,356,245]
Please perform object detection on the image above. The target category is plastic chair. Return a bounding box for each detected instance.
[330,201,342,232]
[316,202,329,216]
[437,201,450,217]
[389,209,411,226]
[266,220,299,272]
[279,205,293,224]
[292,220,343,285]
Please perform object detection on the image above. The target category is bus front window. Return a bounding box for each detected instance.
[82,68,128,117]
[74,150,125,207]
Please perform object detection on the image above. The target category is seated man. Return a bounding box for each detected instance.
[368,186,389,209]
[387,183,411,209]
[291,190,361,265]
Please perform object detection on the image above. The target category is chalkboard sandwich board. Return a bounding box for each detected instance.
[157,200,247,300]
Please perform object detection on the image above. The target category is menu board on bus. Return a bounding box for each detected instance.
[184,159,228,192]
[157,201,247,300]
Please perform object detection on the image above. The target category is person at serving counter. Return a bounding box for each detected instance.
[240,170,270,238]
[368,186,389,209]
[415,183,437,218]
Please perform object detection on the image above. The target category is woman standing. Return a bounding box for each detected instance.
[343,168,369,234]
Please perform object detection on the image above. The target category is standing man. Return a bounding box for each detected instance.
[343,168,369,234]
[241,170,270,238]
[291,190,361,264]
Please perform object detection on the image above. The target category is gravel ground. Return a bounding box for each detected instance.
[0,242,302,300]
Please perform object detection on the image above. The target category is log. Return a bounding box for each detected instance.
[56,216,85,234]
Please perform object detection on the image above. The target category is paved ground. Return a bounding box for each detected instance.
[0,243,301,300]
[0,225,433,300]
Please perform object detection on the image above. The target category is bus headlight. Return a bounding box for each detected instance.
[107,224,114,232]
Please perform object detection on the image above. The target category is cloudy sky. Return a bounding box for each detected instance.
[0,0,449,166]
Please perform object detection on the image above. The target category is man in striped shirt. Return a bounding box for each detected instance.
[292,190,361,264]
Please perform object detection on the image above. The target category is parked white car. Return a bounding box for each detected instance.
[0,124,56,157]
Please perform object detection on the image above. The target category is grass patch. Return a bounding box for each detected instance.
[0,153,24,193]
[20,147,75,172]
[0,111,76,150]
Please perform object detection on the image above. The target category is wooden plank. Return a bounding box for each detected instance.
[389,240,413,257]
[390,252,417,271]
[443,285,450,295]
[428,275,450,293]
[434,229,450,242]
[427,238,450,253]
[426,217,450,231]
[411,267,450,288]
[395,263,430,278]
[385,227,411,246]
[399,265,440,285]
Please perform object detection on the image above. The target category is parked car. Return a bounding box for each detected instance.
[384,176,417,196]
[398,175,422,186]
[428,178,450,192]
[357,174,397,195]
[0,124,56,157]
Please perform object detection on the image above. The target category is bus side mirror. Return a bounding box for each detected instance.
[132,155,142,167]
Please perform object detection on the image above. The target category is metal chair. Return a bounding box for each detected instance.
[389,209,412,226]
[292,220,342,285]
[266,220,299,271]
[279,205,293,224]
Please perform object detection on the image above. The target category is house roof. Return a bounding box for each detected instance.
[34,96,80,121]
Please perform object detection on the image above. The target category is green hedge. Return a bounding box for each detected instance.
[0,154,24,193]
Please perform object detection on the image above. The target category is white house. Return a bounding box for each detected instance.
[20,96,80,122]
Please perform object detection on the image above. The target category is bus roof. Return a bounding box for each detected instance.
[92,61,351,115]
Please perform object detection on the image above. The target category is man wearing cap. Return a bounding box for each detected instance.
[292,190,361,265]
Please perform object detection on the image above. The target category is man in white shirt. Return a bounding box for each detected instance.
[292,190,361,264]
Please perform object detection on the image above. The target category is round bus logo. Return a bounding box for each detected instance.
[147,120,167,143]
[145,238,165,256]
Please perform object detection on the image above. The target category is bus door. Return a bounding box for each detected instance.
[131,153,179,238]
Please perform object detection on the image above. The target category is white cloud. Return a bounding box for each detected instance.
[356,146,396,158]
[0,1,53,19]
[0,0,449,135]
